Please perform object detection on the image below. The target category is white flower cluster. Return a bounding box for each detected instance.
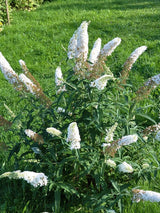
[106,159,116,168]
[123,46,147,70]
[118,162,133,173]
[19,73,37,94]
[55,66,66,94]
[89,38,101,64]
[0,170,48,187]
[132,189,160,203]
[25,129,36,138]
[0,52,20,85]
[67,122,81,150]
[105,122,118,142]
[99,37,121,58]
[46,127,62,137]
[90,74,114,90]
[145,73,160,89]
[118,134,138,146]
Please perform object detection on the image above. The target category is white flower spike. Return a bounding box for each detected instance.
[118,134,138,146]
[132,189,160,203]
[46,127,62,137]
[67,122,81,150]
[90,74,114,90]
[0,170,48,188]
[118,162,133,173]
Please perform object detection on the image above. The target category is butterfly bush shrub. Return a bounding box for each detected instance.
[0,21,160,212]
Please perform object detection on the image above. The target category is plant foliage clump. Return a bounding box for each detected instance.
[0,21,160,213]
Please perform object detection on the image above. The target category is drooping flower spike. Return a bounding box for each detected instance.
[0,52,22,89]
[132,189,160,203]
[0,170,48,188]
[90,74,114,90]
[46,127,62,137]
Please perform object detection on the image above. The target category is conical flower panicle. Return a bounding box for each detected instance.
[46,127,62,137]
[0,170,48,188]
[99,37,121,60]
[19,73,38,94]
[132,189,160,203]
[75,21,89,61]
[121,46,147,84]
[19,59,42,89]
[0,52,22,89]
[67,122,81,150]
[105,122,118,142]
[74,21,89,77]
[89,38,101,65]
[68,29,78,59]
[118,134,138,146]
[55,66,66,94]
[25,129,44,144]
[118,162,133,173]
[90,74,114,90]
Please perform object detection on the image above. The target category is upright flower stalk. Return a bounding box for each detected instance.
[120,46,147,84]
[67,122,81,150]
[99,37,121,60]
[55,66,66,94]
[89,38,101,65]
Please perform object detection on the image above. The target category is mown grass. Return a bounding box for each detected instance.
[0,0,160,212]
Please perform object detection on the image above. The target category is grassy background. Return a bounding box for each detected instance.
[0,0,160,116]
[0,0,160,212]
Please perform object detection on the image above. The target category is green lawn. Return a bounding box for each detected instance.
[0,0,159,115]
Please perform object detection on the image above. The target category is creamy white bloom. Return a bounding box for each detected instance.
[99,37,121,58]
[142,163,150,169]
[55,66,64,86]
[55,66,66,93]
[102,143,111,148]
[0,52,19,84]
[89,38,101,64]
[0,170,48,187]
[90,74,114,90]
[67,122,81,150]
[19,59,26,69]
[123,46,147,70]
[19,73,36,94]
[155,131,160,141]
[56,107,65,113]
[46,127,62,137]
[25,129,36,138]
[19,171,48,187]
[106,159,116,168]
[118,162,133,173]
[105,123,118,142]
[75,21,89,61]
[118,134,138,146]
[132,189,160,203]
[68,29,78,59]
